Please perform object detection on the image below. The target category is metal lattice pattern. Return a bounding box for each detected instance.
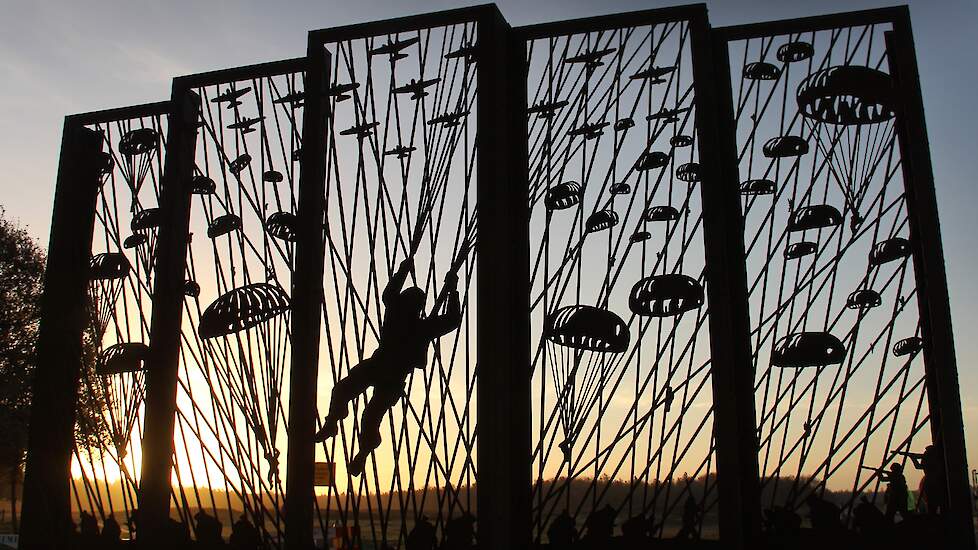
[71,113,167,535]
[311,21,480,549]
[168,70,306,543]
[727,23,930,517]
[525,19,719,541]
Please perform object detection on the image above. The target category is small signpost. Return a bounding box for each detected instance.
[313,461,335,487]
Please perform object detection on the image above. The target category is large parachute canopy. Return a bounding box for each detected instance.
[97,342,149,459]
[198,283,291,339]
[117,127,160,195]
[796,65,897,229]
[544,305,630,461]
[88,253,130,340]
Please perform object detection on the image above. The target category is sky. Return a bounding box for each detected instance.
[1,0,976,479]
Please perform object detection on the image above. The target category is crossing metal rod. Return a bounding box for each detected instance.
[691,10,763,548]
[283,38,329,550]
[886,12,975,549]
[476,7,532,550]
[19,120,104,548]
[137,84,200,545]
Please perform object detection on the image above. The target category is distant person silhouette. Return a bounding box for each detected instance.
[674,495,701,540]
[100,515,122,548]
[406,515,437,550]
[195,510,225,548]
[547,510,578,548]
[581,504,616,547]
[229,514,260,549]
[908,444,947,514]
[620,512,654,546]
[167,517,193,546]
[79,511,99,548]
[805,494,842,531]
[315,257,461,475]
[852,496,886,534]
[763,506,801,536]
[880,462,910,522]
[441,513,476,550]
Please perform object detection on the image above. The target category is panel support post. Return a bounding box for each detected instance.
[690,12,762,549]
[886,13,975,549]
[137,85,200,544]
[19,120,104,549]
[477,7,531,550]
[284,41,329,550]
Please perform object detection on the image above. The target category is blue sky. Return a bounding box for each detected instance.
[1,0,975,469]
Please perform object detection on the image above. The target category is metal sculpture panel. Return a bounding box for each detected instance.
[723,20,933,522]
[70,106,168,535]
[524,14,720,542]
[310,16,480,550]
[168,64,307,543]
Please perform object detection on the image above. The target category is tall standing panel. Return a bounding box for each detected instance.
[304,6,529,549]
[519,5,759,545]
[20,119,106,548]
[156,59,317,546]
[716,8,972,547]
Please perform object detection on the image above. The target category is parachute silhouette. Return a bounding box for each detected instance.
[97,342,148,459]
[796,65,897,230]
[87,253,131,340]
[771,332,846,368]
[544,305,630,462]
[198,283,291,339]
[117,127,160,195]
[198,282,292,479]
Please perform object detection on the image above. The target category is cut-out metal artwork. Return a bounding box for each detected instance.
[846,288,883,310]
[166,61,309,539]
[740,178,776,196]
[64,106,169,529]
[28,6,971,549]
[265,211,299,242]
[308,13,482,548]
[97,342,150,376]
[770,332,846,368]
[786,204,844,232]
[723,16,937,525]
[644,204,680,222]
[744,61,782,81]
[206,213,241,238]
[869,236,912,266]
[628,274,704,317]
[892,336,923,357]
[525,11,720,542]
[198,282,291,339]
[190,174,216,195]
[762,135,809,158]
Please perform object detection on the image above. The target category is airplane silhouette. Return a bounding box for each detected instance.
[393,78,440,100]
[445,44,478,64]
[629,65,676,84]
[527,99,569,120]
[565,47,616,70]
[339,121,379,139]
[568,121,609,140]
[211,87,251,109]
[384,145,416,159]
[427,109,469,128]
[646,106,691,123]
[368,37,420,61]
[272,92,304,107]
[326,82,360,102]
[227,116,265,134]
